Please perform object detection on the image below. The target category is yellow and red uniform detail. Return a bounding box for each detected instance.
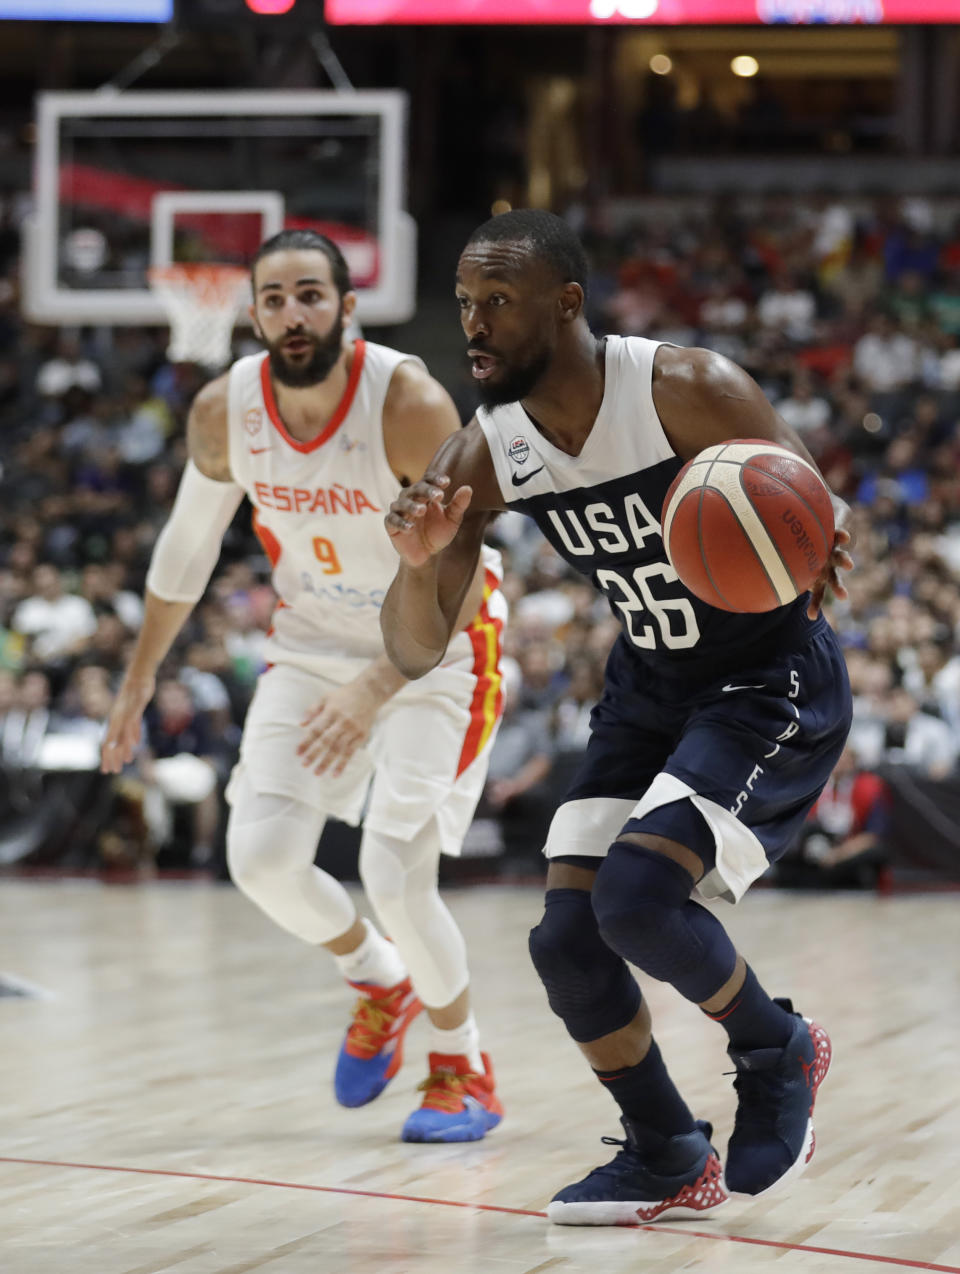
[456,568,504,778]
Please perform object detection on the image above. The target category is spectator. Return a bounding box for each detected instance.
[928,271,960,338]
[1,670,52,768]
[480,661,555,863]
[784,744,891,890]
[11,564,97,662]
[35,333,102,401]
[853,685,957,780]
[756,272,816,343]
[774,369,832,439]
[853,312,917,393]
[552,655,604,754]
[901,634,960,733]
[142,679,222,868]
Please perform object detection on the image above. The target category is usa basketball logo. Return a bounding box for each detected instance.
[244,408,263,436]
[508,436,530,465]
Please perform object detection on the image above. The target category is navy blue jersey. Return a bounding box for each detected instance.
[476,336,819,677]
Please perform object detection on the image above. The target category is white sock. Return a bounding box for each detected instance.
[429,1012,483,1073]
[333,919,407,989]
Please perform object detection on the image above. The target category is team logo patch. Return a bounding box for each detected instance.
[508,436,530,465]
[244,407,263,436]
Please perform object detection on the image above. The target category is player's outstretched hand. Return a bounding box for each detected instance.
[807,528,853,620]
[298,681,380,778]
[100,675,155,774]
[385,473,473,568]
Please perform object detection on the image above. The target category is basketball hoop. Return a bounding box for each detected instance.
[148,263,251,371]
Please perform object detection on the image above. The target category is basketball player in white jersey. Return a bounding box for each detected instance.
[101,229,505,1143]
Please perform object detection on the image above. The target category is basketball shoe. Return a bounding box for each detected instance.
[400,1052,503,1143]
[333,978,422,1108]
[547,1117,728,1226]
[724,998,832,1197]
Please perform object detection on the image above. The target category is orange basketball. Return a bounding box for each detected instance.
[662,440,835,614]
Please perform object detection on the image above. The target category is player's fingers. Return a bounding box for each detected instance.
[329,736,361,777]
[401,482,444,507]
[101,719,137,772]
[300,701,326,728]
[388,497,429,530]
[100,739,121,773]
[446,485,474,525]
[834,549,854,572]
[306,719,357,771]
[830,570,849,601]
[319,723,363,772]
[299,708,345,751]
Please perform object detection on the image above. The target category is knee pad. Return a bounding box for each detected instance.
[593,843,736,1004]
[358,824,441,910]
[225,791,320,890]
[224,788,355,946]
[528,889,641,1043]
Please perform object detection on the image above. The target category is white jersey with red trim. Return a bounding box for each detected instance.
[226,340,504,680]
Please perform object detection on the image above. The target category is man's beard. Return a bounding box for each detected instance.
[268,311,344,388]
[476,347,551,408]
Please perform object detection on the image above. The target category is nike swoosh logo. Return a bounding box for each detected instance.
[511,465,545,487]
[722,683,766,692]
[249,446,273,455]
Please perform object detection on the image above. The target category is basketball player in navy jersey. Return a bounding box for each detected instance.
[381,210,853,1224]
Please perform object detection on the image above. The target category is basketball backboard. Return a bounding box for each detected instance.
[24,90,416,327]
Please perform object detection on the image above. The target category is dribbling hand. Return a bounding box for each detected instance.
[807,528,853,620]
[385,473,473,568]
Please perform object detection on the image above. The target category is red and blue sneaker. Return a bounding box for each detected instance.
[400,1052,504,1143]
[725,998,832,1197]
[547,1117,728,1226]
[333,978,422,1109]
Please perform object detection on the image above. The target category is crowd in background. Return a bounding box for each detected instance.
[2,191,960,878]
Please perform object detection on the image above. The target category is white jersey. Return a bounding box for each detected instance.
[227,340,502,675]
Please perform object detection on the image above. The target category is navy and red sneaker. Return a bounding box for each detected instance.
[725,998,832,1197]
[547,1118,728,1226]
[400,1052,503,1143]
[333,978,422,1108]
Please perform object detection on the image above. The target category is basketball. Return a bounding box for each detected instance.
[661,440,835,614]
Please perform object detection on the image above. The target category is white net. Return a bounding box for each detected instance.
[147,264,252,370]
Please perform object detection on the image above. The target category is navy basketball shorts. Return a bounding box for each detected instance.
[544,623,852,903]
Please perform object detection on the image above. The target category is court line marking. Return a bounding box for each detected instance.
[1,1156,958,1273]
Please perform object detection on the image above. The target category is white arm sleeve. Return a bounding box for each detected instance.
[145,460,245,604]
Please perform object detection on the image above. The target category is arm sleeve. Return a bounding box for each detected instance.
[145,460,245,604]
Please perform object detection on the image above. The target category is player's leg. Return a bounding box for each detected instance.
[595,630,850,1197]
[225,664,422,1108]
[593,810,794,1054]
[225,777,422,1107]
[529,855,726,1226]
[360,644,506,1142]
[359,820,502,1143]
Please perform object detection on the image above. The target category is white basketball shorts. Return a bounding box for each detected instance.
[226,629,504,857]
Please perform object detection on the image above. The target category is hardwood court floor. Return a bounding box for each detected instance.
[1,878,958,1274]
